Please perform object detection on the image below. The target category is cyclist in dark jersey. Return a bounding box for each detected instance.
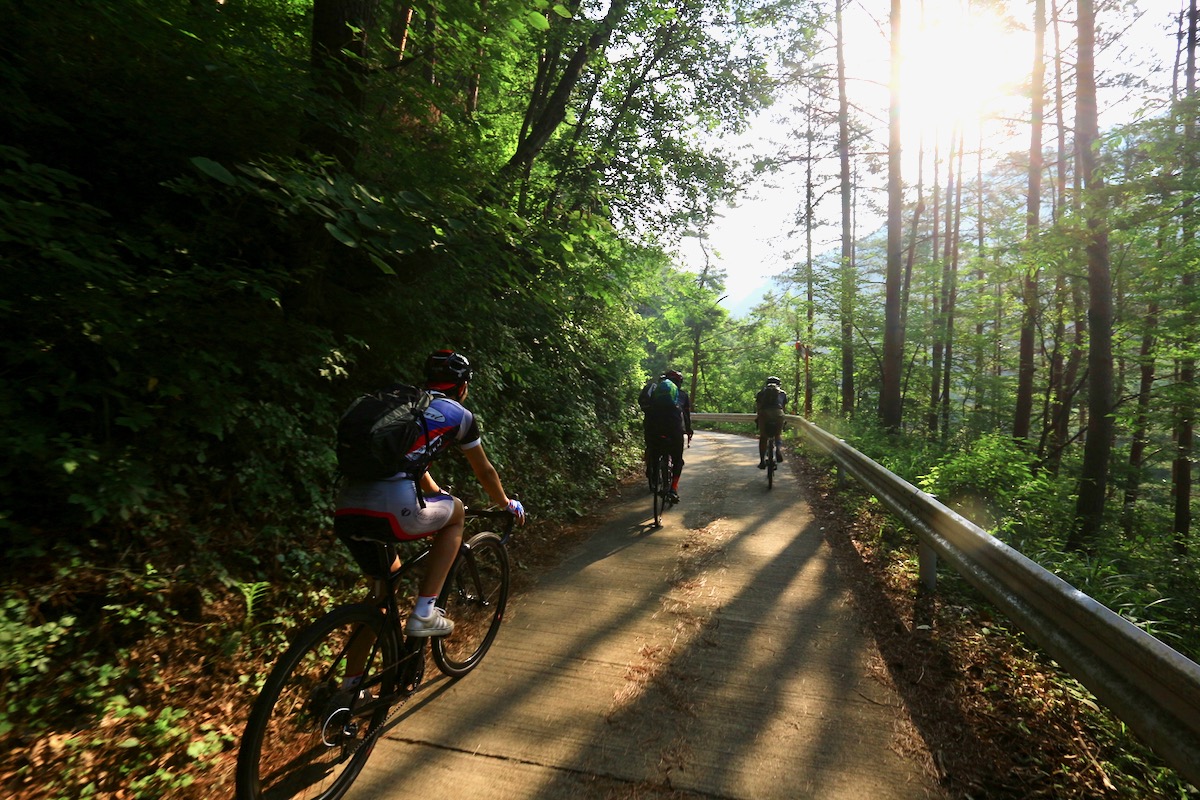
[638,369,693,502]
[755,376,787,468]
[335,350,525,638]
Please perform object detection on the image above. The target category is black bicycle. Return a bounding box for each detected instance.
[235,507,515,800]
[650,437,676,528]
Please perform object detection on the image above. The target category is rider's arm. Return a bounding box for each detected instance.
[419,471,442,495]
[463,444,521,521]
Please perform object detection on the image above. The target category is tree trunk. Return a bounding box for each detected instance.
[1052,0,1069,221]
[927,138,942,433]
[420,10,437,90]
[1041,270,1069,471]
[941,129,964,432]
[1123,299,1159,536]
[805,89,816,418]
[1014,0,1046,442]
[1171,0,1197,554]
[930,134,956,433]
[499,0,631,187]
[466,2,489,114]
[902,138,924,341]
[1040,111,1081,473]
[1068,0,1115,551]
[389,2,414,62]
[310,0,381,168]
[973,129,986,412]
[837,0,855,417]
[880,0,904,431]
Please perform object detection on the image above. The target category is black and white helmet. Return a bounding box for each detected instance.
[425,349,473,384]
[765,376,782,386]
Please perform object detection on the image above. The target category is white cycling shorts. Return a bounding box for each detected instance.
[335,477,457,540]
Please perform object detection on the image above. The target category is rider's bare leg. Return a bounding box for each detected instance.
[344,501,465,683]
[417,496,465,600]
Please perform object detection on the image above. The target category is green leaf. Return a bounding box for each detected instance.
[324,223,357,248]
[368,253,396,275]
[526,11,550,31]
[190,157,236,186]
[552,4,572,18]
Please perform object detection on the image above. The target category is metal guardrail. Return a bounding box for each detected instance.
[692,412,1200,788]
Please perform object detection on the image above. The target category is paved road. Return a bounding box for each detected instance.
[346,431,941,799]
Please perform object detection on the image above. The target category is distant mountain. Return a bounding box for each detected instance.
[726,275,783,318]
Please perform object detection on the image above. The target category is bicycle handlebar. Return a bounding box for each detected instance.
[464,506,517,542]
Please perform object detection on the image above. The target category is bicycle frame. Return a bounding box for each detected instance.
[237,507,516,800]
[650,437,675,527]
[345,507,515,712]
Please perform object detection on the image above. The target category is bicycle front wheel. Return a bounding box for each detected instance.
[431,531,510,678]
[236,603,400,800]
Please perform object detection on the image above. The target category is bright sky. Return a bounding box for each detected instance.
[678,0,1179,312]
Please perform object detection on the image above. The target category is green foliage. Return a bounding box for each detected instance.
[810,409,1200,667]
[918,432,1054,534]
[41,697,234,800]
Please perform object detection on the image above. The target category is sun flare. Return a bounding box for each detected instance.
[899,0,1032,138]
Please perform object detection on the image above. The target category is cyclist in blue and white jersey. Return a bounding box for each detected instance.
[335,349,525,638]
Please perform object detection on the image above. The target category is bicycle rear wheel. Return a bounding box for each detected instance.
[767,450,775,490]
[236,603,400,800]
[652,452,671,526]
[652,460,664,527]
[431,531,510,678]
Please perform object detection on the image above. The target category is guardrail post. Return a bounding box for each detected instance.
[918,539,937,592]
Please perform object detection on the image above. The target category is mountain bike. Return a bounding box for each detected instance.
[650,436,676,528]
[235,507,515,800]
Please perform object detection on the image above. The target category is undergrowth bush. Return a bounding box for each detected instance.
[917,431,1073,538]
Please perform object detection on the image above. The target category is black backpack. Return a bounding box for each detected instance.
[336,384,434,480]
[757,383,782,412]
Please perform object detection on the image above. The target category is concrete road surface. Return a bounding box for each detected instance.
[346,431,942,799]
